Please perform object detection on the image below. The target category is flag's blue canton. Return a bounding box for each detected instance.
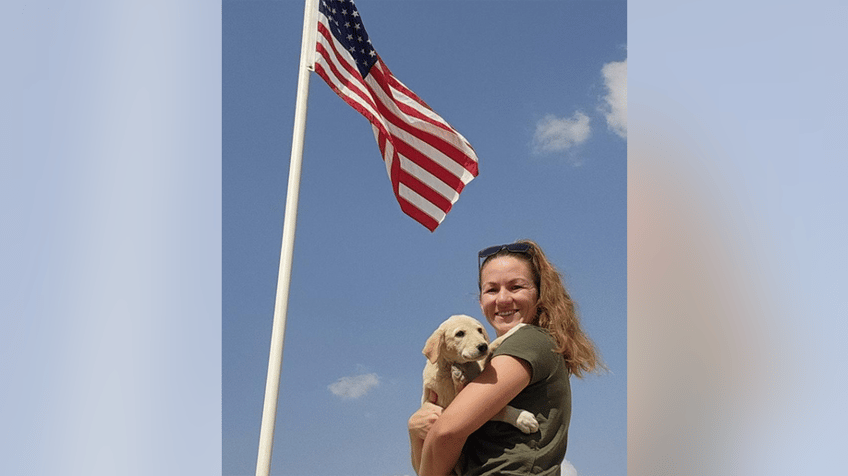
[319,0,377,78]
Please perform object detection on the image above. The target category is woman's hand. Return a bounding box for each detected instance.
[409,402,444,475]
[408,402,443,441]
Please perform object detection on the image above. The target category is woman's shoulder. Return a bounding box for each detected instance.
[494,324,554,357]
[493,325,563,386]
[506,323,553,343]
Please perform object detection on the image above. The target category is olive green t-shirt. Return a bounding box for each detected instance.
[462,325,571,476]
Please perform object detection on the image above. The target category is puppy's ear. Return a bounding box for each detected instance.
[422,329,443,363]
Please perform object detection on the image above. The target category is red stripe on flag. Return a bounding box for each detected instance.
[397,168,454,213]
[367,87,475,190]
[378,127,451,229]
[372,62,473,143]
[398,196,440,232]
[313,3,479,231]
[315,26,388,137]
[392,139,466,194]
[367,64,479,176]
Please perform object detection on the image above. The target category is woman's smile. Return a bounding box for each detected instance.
[479,256,539,337]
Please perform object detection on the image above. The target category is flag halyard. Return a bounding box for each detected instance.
[313,0,479,231]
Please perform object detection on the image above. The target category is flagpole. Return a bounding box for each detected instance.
[255,1,318,475]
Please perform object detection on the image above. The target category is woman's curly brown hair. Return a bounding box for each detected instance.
[479,239,604,378]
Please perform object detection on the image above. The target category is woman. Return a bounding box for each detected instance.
[408,240,602,475]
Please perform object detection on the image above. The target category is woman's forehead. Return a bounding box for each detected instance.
[480,255,534,279]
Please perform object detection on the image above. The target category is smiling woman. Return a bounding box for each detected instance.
[477,240,602,378]
[408,240,604,476]
[479,255,539,337]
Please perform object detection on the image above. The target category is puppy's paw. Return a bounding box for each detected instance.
[450,365,468,394]
[451,365,464,382]
[515,410,539,434]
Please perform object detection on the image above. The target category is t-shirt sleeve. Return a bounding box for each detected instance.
[491,325,558,385]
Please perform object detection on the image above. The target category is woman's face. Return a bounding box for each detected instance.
[479,255,539,337]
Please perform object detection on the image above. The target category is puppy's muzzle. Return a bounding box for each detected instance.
[462,342,489,361]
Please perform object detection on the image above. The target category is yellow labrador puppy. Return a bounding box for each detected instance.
[420,315,539,433]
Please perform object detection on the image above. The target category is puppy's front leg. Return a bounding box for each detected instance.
[491,405,539,434]
[450,364,468,394]
[450,362,483,395]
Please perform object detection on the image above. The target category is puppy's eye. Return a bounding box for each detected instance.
[478,328,484,334]
[455,330,465,337]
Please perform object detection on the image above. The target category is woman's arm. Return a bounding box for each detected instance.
[408,402,443,475]
[418,355,532,476]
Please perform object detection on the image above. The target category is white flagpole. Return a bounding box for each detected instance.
[255,0,318,475]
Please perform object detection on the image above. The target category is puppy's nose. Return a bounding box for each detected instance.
[478,343,489,353]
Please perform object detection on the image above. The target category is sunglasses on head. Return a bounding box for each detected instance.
[478,242,532,270]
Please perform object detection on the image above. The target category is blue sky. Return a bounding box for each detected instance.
[223,1,626,475]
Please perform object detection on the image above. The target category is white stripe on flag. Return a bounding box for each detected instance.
[389,84,474,149]
[315,37,384,126]
[366,75,475,182]
[313,0,479,230]
[399,154,462,204]
[398,183,447,224]
[386,121,477,185]
[373,125,394,177]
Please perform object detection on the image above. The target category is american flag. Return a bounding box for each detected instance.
[312,0,480,231]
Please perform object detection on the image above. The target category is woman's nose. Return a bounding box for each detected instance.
[495,288,512,304]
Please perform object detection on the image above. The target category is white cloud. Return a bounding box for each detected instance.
[601,58,627,139]
[561,458,578,476]
[328,372,380,399]
[532,111,591,154]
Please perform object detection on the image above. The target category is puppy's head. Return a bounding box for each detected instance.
[423,314,491,364]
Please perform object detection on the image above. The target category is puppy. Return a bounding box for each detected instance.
[420,315,538,433]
